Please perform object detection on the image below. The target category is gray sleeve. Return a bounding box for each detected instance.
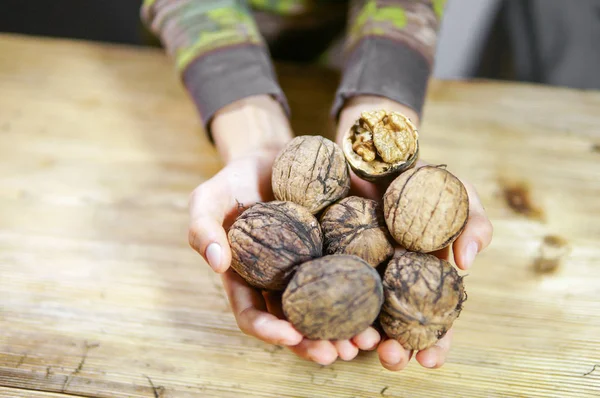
[183,45,290,139]
[331,37,432,120]
[331,0,442,120]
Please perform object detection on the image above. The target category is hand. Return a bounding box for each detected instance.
[337,96,494,371]
[188,150,382,364]
[188,96,381,365]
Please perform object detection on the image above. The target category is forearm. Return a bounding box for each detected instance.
[332,0,445,122]
[211,95,293,163]
[142,0,290,136]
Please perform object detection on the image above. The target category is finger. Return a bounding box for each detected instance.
[222,271,303,346]
[263,291,285,319]
[188,181,232,273]
[265,289,343,364]
[350,327,381,351]
[415,329,453,369]
[349,173,384,202]
[431,246,451,262]
[453,181,494,270]
[377,339,412,371]
[288,339,338,366]
[334,340,359,361]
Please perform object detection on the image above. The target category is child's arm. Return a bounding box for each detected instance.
[332,0,446,123]
[141,0,290,139]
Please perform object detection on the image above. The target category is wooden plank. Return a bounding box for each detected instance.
[0,386,88,397]
[1,33,599,398]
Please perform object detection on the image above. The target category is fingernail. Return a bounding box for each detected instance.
[421,356,437,368]
[309,353,336,366]
[463,241,479,269]
[381,359,401,368]
[205,243,221,271]
[381,353,402,368]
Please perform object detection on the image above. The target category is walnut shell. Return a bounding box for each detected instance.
[272,135,350,214]
[379,251,466,351]
[282,255,384,340]
[320,196,394,267]
[383,166,469,253]
[227,201,323,291]
[343,110,419,182]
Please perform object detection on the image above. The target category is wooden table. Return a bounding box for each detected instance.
[1,33,599,398]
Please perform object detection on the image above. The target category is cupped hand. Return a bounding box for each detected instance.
[188,149,381,365]
[348,161,493,370]
[337,95,493,371]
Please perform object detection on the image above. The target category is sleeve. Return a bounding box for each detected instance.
[141,0,290,133]
[332,0,446,119]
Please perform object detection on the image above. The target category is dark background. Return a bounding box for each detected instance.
[0,0,512,79]
[0,0,152,45]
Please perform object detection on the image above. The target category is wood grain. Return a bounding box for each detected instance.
[1,33,600,398]
[0,386,88,397]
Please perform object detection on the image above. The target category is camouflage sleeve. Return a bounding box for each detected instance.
[332,0,446,119]
[141,0,289,135]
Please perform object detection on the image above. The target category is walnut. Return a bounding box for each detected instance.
[227,201,323,291]
[282,255,384,340]
[272,135,351,214]
[383,165,469,253]
[320,196,394,267]
[343,110,419,182]
[379,251,466,351]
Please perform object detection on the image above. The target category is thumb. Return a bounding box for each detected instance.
[453,180,493,270]
[188,181,232,273]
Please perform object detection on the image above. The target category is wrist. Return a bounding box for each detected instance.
[336,95,420,146]
[210,95,293,163]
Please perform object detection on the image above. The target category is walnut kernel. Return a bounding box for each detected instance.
[343,110,419,182]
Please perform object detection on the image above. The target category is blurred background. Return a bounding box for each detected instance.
[1,0,599,90]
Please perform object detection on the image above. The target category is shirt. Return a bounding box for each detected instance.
[141,0,445,134]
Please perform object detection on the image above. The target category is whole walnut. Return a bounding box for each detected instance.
[379,251,466,351]
[282,255,383,340]
[342,110,419,182]
[272,135,350,214]
[227,201,323,291]
[320,196,394,267]
[383,165,469,253]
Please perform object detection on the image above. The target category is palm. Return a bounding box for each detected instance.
[217,152,277,231]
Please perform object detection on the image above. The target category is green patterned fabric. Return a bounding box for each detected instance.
[249,0,312,14]
[142,0,444,72]
[346,0,443,64]
[142,1,263,72]
[142,0,445,129]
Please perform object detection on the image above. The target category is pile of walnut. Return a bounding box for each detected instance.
[228,110,468,351]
